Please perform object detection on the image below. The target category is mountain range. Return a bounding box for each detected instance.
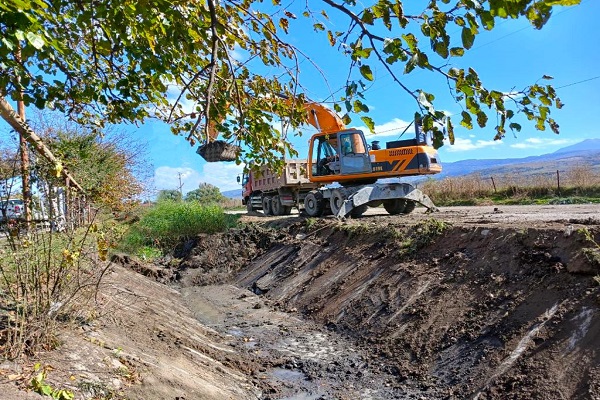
[221,138,600,198]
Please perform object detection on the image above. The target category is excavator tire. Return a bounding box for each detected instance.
[383,199,406,215]
[329,189,345,216]
[403,200,416,214]
[304,191,324,217]
[262,196,273,216]
[349,204,368,218]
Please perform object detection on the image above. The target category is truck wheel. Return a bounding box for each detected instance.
[246,198,254,213]
[262,196,273,216]
[271,195,286,216]
[329,189,345,216]
[304,191,324,217]
[403,200,416,214]
[350,204,368,218]
[383,199,406,215]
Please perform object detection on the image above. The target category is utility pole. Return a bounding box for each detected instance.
[177,172,184,199]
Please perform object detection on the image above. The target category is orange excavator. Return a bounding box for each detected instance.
[237,99,442,218]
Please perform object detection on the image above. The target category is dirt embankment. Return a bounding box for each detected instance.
[175,213,600,399]
[3,207,599,399]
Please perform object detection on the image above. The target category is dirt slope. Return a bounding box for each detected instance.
[2,205,598,399]
[177,206,600,399]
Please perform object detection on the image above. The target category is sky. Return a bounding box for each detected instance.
[3,1,599,196]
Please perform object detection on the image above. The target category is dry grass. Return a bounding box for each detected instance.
[421,163,600,205]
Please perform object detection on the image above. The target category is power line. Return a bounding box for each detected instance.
[556,75,600,90]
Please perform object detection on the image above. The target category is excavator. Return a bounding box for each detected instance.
[235,99,441,218]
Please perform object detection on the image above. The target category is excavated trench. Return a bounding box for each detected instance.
[158,215,600,399]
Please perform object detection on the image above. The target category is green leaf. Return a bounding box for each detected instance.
[401,33,418,52]
[460,111,473,129]
[359,64,374,81]
[479,11,495,30]
[353,99,369,113]
[404,54,417,74]
[434,41,449,59]
[327,30,336,46]
[476,111,488,128]
[461,27,475,50]
[509,122,521,132]
[362,9,374,25]
[450,47,464,57]
[342,113,351,125]
[361,116,375,133]
[447,118,455,145]
[313,23,325,31]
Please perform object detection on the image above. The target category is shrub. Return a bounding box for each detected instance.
[0,213,120,358]
[121,200,238,254]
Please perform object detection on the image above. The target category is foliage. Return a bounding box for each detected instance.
[121,200,239,254]
[185,183,225,204]
[157,190,182,202]
[0,214,121,358]
[33,127,148,211]
[0,0,580,170]
[29,363,74,400]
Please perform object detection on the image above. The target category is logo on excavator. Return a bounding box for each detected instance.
[388,148,414,157]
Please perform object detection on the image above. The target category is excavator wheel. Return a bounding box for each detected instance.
[304,191,324,217]
[403,200,416,214]
[349,204,368,218]
[383,199,406,215]
[262,196,273,216]
[329,189,345,216]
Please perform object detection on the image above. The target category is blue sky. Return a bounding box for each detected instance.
[2,1,598,196]
[144,0,599,194]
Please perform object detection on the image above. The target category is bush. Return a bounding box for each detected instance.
[0,214,120,358]
[121,201,238,255]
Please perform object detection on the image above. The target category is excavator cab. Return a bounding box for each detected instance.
[308,129,372,183]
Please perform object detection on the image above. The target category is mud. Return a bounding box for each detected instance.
[169,205,600,399]
[3,205,598,399]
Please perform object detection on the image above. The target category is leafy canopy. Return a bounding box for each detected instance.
[0,0,580,168]
[185,183,226,204]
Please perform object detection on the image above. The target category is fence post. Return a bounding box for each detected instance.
[556,170,561,196]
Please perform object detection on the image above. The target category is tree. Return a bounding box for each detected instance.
[0,0,580,170]
[185,183,225,204]
[157,190,182,203]
[33,121,150,211]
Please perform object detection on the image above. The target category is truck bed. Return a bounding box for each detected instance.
[252,159,319,192]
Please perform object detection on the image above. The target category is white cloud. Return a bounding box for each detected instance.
[154,162,245,195]
[445,137,503,152]
[509,137,572,149]
[356,118,415,138]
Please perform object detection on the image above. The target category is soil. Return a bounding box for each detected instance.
[1,204,599,399]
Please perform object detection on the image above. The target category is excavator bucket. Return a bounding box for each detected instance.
[334,183,438,219]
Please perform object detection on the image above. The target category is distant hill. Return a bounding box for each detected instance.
[437,139,600,179]
[552,138,600,154]
[222,189,242,199]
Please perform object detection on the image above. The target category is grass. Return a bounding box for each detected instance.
[120,200,239,256]
[421,165,600,206]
